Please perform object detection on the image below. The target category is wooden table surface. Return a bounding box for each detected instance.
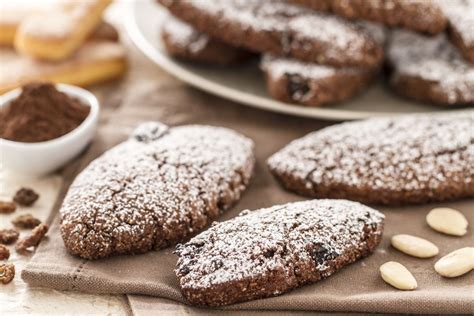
[1,2,177,314]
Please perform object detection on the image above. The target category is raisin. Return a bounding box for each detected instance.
[0,229,19,244]
[12,214,41,229]
[13,188,39,206]
[0,245,10,260]
[0,263,15,284]
[0,201,16,214]
[287,74,310,100]
[15,224,48,254]
[310,243,337,266]
[178,266,190,276]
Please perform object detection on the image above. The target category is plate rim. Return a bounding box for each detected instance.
[124,0,469,121]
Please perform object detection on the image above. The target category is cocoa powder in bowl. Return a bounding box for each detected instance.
[0,82,90,143]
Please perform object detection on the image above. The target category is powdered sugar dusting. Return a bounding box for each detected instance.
[162,15,210,53]
[387,29,474,103]
[60,123,255,259]
[164,0,383,65]
[268,113,473,202]
[0,42,125,89]
[438,0,474,46]
[261,55,336,80]
[175,199,384,290]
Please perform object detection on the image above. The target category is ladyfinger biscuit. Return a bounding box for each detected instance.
[387,29,474,106]
[158,0,384,68]
[439,0,474,64]
[15,0,112,61]
[0,41,126,94]
[0,4,35,46]
[161,15,253,65]
[291,0,447,34]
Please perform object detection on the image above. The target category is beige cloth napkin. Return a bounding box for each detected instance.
[22,84,474,315]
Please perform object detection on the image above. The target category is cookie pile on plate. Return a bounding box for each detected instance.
[0,0,126,94]
[157,0,474,107]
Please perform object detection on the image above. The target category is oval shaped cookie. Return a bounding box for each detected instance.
[291,0,447,35]
[60,122,255,259]
[260,54,376,107]
[268,113,474,205]
[158,0,384,68]
[387,29,474,106]
[175,199,384,306]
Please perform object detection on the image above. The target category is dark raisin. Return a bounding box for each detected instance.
[178,266,190,276]
[310,243,337,265]
[13,188,39,206]
[287,74,310,100]
[263,249,275,258]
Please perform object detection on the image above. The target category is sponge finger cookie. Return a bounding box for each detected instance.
[15,0,112,61]
[0,41,126,94]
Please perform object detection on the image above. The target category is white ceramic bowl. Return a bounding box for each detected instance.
[0,84,99,177]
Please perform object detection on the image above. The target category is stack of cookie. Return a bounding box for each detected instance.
[0,0,127,94]
[158,0,474,107]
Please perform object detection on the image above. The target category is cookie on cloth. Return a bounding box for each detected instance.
[161,15,253,65]
[60,122,255,259]
[290,0,447,34]
[387,29,474,106]
[157,0,384,68]
[175,199,384,306]
[268,113,474,205]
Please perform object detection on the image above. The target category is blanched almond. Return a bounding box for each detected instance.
[391,234,439,258]
[426,208,468,236]
[435,247,474,278]
[380,261,417,290]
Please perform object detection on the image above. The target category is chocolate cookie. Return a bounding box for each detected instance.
[268,113,474,205]
[158,0,384,68]
[175,199,384,306]
[439,0,474,64]
[291,0,447,34]
[260,55,376,107]
[161,15,253,65]
[387,29,474,106]
[60,122,255,259]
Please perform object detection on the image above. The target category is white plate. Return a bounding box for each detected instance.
[125,0,467,120]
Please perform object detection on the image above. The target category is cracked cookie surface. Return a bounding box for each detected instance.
[268,113,474,205]
[175,199,384,306]
[60,122,255,259]
[158,0,384,68]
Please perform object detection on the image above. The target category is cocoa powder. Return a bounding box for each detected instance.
[0,83,90,142]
